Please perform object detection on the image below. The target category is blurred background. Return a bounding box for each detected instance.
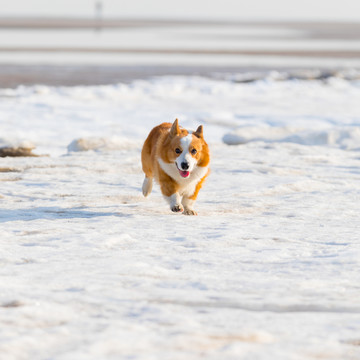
[0,0,359,86]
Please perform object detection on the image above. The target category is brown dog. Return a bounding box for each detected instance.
[141,119,210,215]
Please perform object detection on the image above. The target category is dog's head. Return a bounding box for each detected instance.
[166,119,209,178]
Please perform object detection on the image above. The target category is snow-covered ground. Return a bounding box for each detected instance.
[1,73,360,359]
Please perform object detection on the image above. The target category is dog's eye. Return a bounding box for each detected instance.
[191,148,197,155]
[175,148,182,154]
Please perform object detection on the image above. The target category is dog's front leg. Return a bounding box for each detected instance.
[158,172,183,213]
[167,192,184,213]
[182,197,197,216]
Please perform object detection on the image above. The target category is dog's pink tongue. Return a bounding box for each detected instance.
[179,170,190,178]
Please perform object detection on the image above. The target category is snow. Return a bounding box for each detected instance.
[1,73,360,359]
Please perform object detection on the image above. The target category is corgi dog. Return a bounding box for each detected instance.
[141,119,210,215]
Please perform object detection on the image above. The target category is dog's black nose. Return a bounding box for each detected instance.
[181,162,189,170]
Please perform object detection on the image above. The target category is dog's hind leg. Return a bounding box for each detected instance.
[141,141,153,197]
[142,176,153,197]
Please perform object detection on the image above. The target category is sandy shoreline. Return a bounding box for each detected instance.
[0,64,263,87]
[0,64,358,88]
[1,47,360,58]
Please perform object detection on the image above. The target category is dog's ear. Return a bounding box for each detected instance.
[170,118,180,137]
[193,125,203,139]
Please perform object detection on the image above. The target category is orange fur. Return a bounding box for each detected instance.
[141,119,210,215]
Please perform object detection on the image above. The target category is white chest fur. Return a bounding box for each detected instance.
[157,158,208,197]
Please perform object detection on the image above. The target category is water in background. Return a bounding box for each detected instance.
[0,19,359,67]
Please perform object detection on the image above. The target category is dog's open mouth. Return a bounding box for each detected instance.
[179,170,190,178]
[176,163,190,178]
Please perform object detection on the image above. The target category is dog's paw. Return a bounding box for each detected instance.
[183,208,198,216]
[171,204,184,213]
